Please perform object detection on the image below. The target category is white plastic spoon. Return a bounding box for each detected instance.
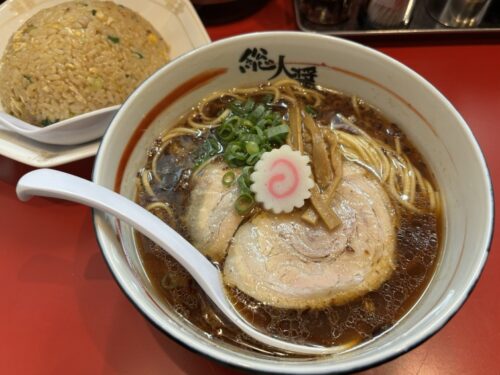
[0,106,118,145]
[16,168,350,355]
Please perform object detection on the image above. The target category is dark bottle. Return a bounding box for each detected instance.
[298,0,354,25]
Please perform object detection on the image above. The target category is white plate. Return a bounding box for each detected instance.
[0,0,211,167]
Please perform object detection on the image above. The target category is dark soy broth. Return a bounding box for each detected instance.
[134,85,441,355]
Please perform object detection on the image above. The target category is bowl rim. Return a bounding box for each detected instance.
[91,31,495,374]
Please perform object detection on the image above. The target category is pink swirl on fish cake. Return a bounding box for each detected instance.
[268,159,299,199]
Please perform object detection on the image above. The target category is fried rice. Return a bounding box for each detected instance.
[0,1,170,126]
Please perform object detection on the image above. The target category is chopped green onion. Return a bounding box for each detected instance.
[245,141,260,155]
[242,165,254,176]
[217,122,236,142]
[240,133,261,144]
[237,167,253,194]
[262,94,274,103]
[229,100,244,115]
[237,177,250,193]
[249,104,265,120]
[132,51,144,59]
[254,126,265,138]
[40,118,58,127]
[261,143,273,152]
[222,171,236,186]
[256,118,273,128]
[246,151,263,166]
[225,141,247,167]
[241,119,254,127]
[235,193,255,215]
[107,35,120,44]
[265,124,289,140]
[242,99,255,113]
[207,136,222,151]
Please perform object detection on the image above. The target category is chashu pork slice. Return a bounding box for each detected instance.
[223,162,396,309]
[185,160,244,262]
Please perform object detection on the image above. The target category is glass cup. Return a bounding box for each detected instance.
[426,0,492,27]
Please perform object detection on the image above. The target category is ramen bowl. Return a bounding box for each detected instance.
[91,32,493,373]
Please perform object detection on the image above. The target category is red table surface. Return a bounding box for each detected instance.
[1,1,499,374]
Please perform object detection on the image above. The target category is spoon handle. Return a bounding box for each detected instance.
[17,169,349,355]
[16,168,222,298]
